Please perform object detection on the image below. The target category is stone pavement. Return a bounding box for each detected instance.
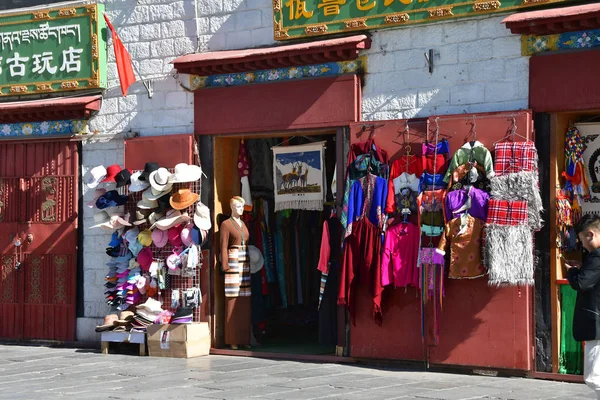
[0,344,595,400]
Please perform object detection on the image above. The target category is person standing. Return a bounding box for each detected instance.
[568,214,600,399]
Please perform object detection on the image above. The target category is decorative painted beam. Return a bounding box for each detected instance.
[178,57,366,91]
[522,29,600,55]
[0,119,88,138]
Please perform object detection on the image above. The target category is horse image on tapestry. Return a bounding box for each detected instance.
[274,150,322,195]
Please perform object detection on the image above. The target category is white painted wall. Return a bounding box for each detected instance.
[362,16,529,121]
[77,0,528,341]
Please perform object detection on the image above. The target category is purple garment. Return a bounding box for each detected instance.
[445,187,489,221]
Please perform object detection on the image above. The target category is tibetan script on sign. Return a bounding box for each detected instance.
[273,0,571,41]
[0,4,107,95]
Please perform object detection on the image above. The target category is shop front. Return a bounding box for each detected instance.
[503,2,600,381]
[173,30,542,372]
[0,3,106,341]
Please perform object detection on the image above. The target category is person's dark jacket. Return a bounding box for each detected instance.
[568,248,600,341]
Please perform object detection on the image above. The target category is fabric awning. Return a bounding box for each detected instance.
[502,3,600,34]
[0,95,102,123]
[172,35,371,76]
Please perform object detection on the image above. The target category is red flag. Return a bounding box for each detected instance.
[103,13,136,96]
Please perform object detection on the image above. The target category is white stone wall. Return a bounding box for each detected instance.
[362,16,529,121]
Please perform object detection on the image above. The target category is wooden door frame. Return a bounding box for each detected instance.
[210,128,345,354]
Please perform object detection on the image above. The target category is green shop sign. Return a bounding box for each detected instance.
[273,0,571,41]
[0,3,107,95]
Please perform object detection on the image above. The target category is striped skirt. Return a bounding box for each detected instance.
[225,245,251,297]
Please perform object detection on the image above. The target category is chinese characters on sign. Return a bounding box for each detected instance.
[274,0,571,41]
[0,4,106,95]
[1,47,83,78]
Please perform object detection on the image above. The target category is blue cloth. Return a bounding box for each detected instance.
[419,173,446,192]
[96,190,129,209]
[108,231,122,247]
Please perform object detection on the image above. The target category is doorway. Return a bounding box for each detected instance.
[213,132,340,355]
[0,141,79,341]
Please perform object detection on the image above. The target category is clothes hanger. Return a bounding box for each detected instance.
[463,115,477,145]
[492,116,531,146]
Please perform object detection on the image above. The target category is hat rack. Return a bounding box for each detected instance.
[119,168,204,323]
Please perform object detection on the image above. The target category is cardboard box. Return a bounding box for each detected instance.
[147,323,210,358]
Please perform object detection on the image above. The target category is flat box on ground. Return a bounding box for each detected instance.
[147,323,210,358]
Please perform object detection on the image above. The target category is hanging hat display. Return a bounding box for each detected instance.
[132,210,150,226]
[149,168,173,192]
[115,169,132,188]
[87,188,107,208]
[137,196,158,210]
[123,227,140,244]
[171,163,203,183]
[151,209,191,231]
[168,225,184,247]
[137,247,153,271]
[152,229,169,248]
[193,202,212,231]
[86,166,107,189]
[180,222,194,247]
[96,190,129,209]
[139,162,160,182]
[102,164,121,183]
[138,229,153,247]
[129,171,150,193]
[170,188,199,210]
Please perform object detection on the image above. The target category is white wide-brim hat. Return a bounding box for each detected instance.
[193,202,212,231]
[129,171,150,193]
[149,168,173,192]
[171,163,203,183]
[150,209,191,231]
[86,165,107,189]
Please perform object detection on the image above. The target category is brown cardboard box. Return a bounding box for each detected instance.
[147,323,210,358]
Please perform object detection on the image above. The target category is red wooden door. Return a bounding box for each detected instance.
[0,141,78,341]
[347,111,535,371]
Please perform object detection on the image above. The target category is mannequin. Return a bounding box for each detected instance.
[220,196,252,349]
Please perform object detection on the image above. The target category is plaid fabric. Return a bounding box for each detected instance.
[486,199,528,226]
[494,142,538,176]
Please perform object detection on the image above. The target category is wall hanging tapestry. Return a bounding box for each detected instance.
[579,123,600,216]
[272,142,325,212]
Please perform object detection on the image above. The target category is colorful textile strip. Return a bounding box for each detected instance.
[486,199,528,226]
[494,141,538,176]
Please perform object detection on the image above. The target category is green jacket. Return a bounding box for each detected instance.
[443,141,495,183]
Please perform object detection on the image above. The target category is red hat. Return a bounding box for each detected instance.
[102,164,121,183]
[137,247,153,271]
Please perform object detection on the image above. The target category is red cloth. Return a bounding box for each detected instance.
[317,220,330,274]
[104,14,136,96]
[486,199,528,226]
[494,142,537,176]
[339,218,383,326]
[421,154,448,175]
[348,139,388,165]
